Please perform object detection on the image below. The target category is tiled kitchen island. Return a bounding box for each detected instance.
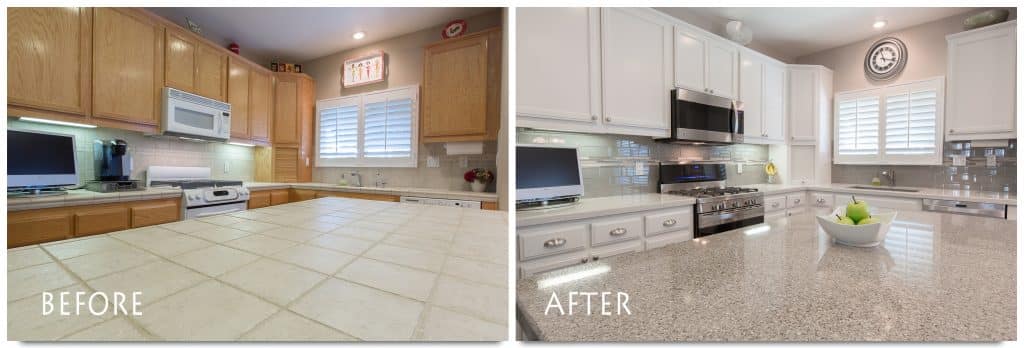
[8,197,507,341]
[517,210,1016,341]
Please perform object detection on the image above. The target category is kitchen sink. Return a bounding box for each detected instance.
[848,185,920,192]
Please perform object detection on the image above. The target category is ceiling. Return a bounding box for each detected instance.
[656,7,977,62]
[147,7,498,65]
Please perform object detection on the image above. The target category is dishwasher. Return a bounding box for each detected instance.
[922,199,1006,219]
[399,196,482,209]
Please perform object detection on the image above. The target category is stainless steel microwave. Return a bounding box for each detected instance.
[657,88,743,145]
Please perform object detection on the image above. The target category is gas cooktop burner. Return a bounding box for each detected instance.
[666,187,759,198]
[150,179,244,189]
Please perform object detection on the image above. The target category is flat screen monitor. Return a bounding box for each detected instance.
[516,144,584,202]
[8,129,79,189]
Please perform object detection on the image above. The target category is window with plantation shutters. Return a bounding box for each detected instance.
[315,85,418,167]
[833,77,944,165]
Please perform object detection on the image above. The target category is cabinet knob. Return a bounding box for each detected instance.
[662,219,677,227]
[949,129,955,133]
[709,89,715,94]
[591,115,598,121]
[794,198,801,204]
[543,238,566,248]
[609,228,627,236]
[604,117,611,123]
[772,202,780,208]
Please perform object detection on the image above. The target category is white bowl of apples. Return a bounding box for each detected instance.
[815,196,897,247]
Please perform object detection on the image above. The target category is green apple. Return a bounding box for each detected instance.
[857,216,880,225]
[835,214,855,225]
[846,195,870,223]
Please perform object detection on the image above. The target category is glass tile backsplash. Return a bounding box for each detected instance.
[517,128,770,198]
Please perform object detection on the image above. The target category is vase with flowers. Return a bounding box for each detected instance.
[463,168,494,192]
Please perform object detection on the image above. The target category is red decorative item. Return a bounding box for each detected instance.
[463,168,494,183]
[228,42,239,54]
[442,19,467,39]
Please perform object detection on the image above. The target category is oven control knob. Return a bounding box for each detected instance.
[732,201,740,208]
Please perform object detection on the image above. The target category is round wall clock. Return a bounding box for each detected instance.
[864,37,908,80]
[442,20,467,39]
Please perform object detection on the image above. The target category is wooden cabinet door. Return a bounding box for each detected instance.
[762,62,786,142]
[273,147,299,182]
[74,205,129,237]
[249,71,273,142]
[92,8,162,127]
[516,7,600,125]
[8,211,73,248]
[164,29,196,92]
[270,190,289,205]
[739,52,764,141]
[195,44,227,101]
[297,77,314,182]
[248,191,271,209]
[422,32,490,138]
[274,80,299,145]
[673,25,707,92]
[706,39,739,99]
[228,58,251,139]
[8,7,92,116]
[600,8,672,133]
[946,23,1016,140]
[130,199,180,227]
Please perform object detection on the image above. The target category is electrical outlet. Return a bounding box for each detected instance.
[427,155,440,168]
[736,164,743,174]
[223,161,230,173]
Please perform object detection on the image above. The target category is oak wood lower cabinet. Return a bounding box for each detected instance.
[247,189,289,209]
[482,201,498,211]
[422,28,502,143]
[314,191,401,202]
[270,190,290,205]
[290,189,317,202]
[7,198,181,248]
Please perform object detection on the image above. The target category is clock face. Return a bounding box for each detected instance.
[864,37,908,80]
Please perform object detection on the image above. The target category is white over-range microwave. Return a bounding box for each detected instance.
[162,87,231,141]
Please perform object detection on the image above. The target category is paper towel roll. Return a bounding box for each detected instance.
[444,142,484,155]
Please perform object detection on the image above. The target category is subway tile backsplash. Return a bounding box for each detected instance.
[313,142,498,192]
[9,119,255,185]
[517,128,770,198]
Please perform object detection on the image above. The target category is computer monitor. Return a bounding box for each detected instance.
[516,144,584,203]
[8,129,79,189]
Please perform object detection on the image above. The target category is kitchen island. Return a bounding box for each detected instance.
[9,197,507,341]
[517,210,1016,341]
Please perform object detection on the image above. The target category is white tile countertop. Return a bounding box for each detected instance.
[516,194,697,228]
[745,183,1017,206]
[8,197,507,341]
[245,182,499,202]
[7,187,183,211]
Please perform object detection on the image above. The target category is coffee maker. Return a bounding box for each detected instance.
[86,139,141,192]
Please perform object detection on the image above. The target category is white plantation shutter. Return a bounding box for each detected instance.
[834,77,944,165]
[315,85,418,167]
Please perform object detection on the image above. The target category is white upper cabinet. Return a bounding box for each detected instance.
[739,50,785,144]
[945,20,1016,140]
[673,23,738,99]
[517,7,601,127]
[788,66,819,145]
[600,8,673,135]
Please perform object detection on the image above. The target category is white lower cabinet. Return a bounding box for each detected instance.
[518,205,693,277]
[810,191,835,215]
[834,193,922,211]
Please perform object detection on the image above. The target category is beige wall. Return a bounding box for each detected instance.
[795,8,1016,93]
[304,10,502,100]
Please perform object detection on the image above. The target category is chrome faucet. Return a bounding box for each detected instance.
[374,170,386,188]
[879,168,895,187]
[348,171,362,187]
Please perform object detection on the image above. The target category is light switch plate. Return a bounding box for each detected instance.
[736,164,743,174]
[427,155,440,168]
[459,157,469,168]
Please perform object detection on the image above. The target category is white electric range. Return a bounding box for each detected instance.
[146,166,250,219]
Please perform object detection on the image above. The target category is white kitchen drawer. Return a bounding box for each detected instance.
[644,207,692,236]
[764,195,787,212]
[644,229,692,250]
[518,250,588,278]
[835,194,921,211]
[765,210,786,221]
[591,239,642,260]
[786,207,807,217]
[810,192,834,207]
[786,193,806,209]
[590,216,642,246]
[519,223,588,260]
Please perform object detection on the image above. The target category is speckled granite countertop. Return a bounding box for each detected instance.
[517,210,1016,341]
[245,182,498,202]
[517,194,697,227]
[746,183,1017,206]
[7,187,183,211]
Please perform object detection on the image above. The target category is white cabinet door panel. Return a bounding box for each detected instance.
[946,22,1016,140]
[762,62,786,142]
[739,52,763,141]
[673,25,706,91]
[601,8,671,131]
[788,67,817,144]
[706,40,738,99]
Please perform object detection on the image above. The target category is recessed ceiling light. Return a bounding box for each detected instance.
[352,31,365,40]
[873,20,887,29]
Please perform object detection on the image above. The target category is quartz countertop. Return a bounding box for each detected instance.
[9,197,507,341]
[745,183,1017,205]
[517,210,1016,341]
[7,187,183,211]
[245,182,498,202]
[517,194,697,228]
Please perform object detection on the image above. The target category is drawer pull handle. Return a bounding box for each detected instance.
[609,228,627,236]
[816,198,826,204]
[543,238,566,248]
[662,219,677,227]
[793,198,801,204]
[772,202,780,208]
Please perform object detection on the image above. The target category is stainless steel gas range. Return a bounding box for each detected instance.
[658,163,764,237]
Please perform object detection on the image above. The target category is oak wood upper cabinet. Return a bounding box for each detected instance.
[164,27,228,101]
[273,78,300,146]
[946,20,1017,140]
[249,70,273,143]
[91,8,163,132]
[517,8,601,127]
[422,28,502,143]
[270,73,314,182]
[228,58,251,139]
[674,23,738,99]
[7,7,92,118]
[601,8,672,136]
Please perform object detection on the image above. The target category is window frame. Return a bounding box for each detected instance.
[314,85,419,168]
[832,77,944,165]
